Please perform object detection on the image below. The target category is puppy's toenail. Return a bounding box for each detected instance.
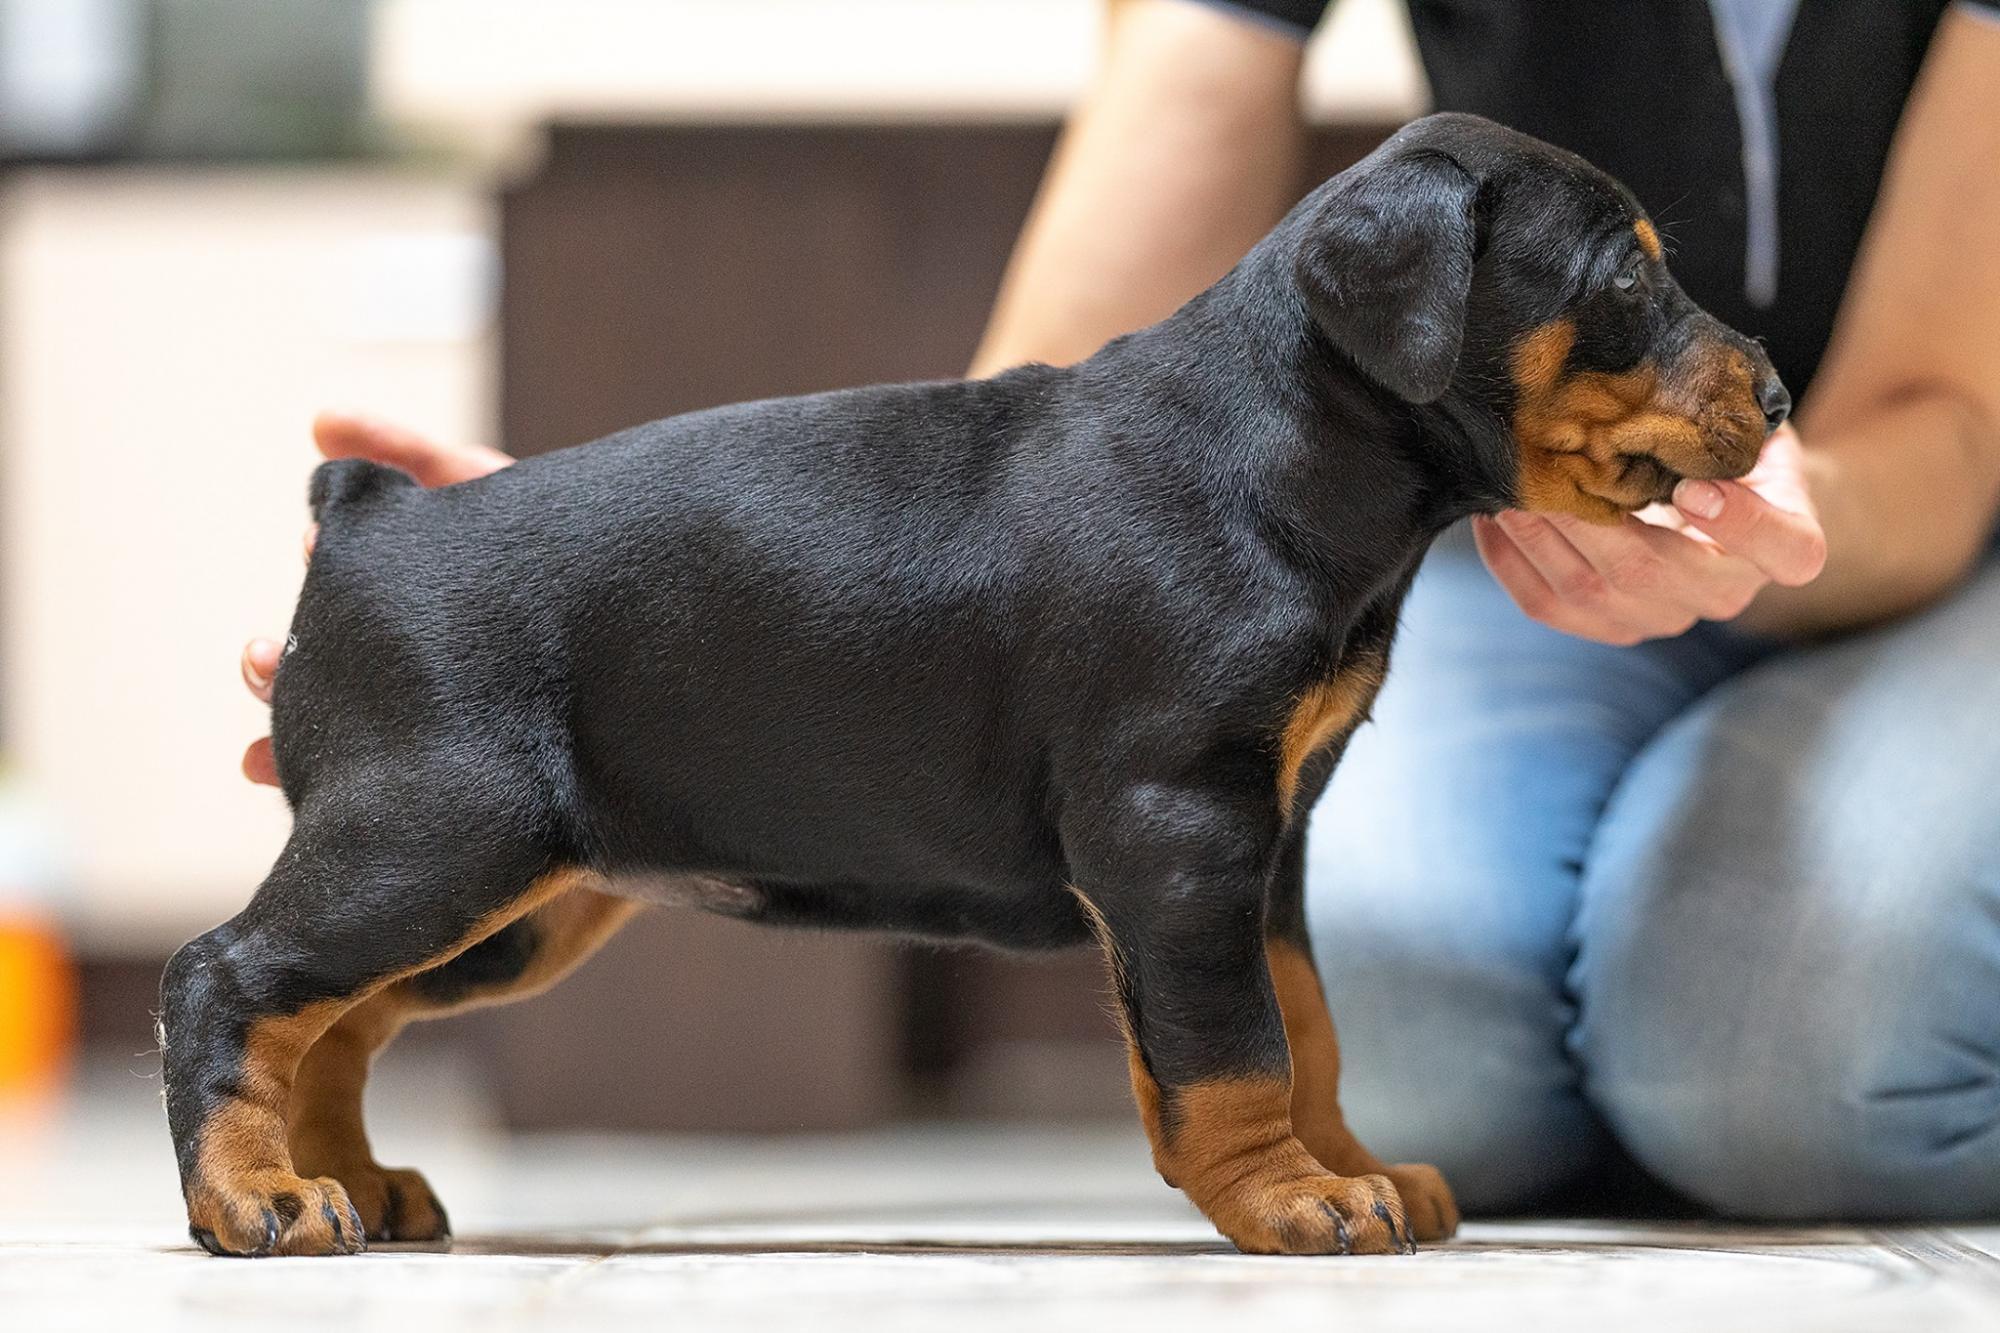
[1318,1201,1352,1255]
[1373,1201,1405,1252]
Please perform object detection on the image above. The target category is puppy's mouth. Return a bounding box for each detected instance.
[1607,453,1684,509]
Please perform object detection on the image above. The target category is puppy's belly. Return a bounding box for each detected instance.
[608,872,766,915]
[596,869,1092,950]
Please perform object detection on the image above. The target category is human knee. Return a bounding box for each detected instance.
[1595,1029,2000,1220]
[1583,871,2000,1221]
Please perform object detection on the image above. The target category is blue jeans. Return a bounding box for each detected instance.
[1305,524,2000,1219]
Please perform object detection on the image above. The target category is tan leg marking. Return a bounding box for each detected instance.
[286,882,637,1242]
[1266,937,1460,1240]
[1265,937,1363,1172]
[284,993,442,1243]
[185,867,597,1256]
[1072,888,1408,1254]
[185,999,364,1255]
[1143,1074,1411,1254]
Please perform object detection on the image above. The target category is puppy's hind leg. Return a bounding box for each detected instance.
[159,778,580,1257]
[286,887,638,1243]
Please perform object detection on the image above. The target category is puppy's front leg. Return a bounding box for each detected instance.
[1264,835,1460,1241]
[1067,792,1414,1256]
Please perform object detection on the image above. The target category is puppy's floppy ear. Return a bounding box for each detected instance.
[1295,148,1480,404]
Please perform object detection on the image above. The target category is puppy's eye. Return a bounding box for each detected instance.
[1612,263,1643,293]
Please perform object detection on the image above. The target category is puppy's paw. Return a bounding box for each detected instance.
[328,1161,451,1243]
[1209,1168,1414,1256]
[1384,1161,1459,1241]
[188,1173,366,1257]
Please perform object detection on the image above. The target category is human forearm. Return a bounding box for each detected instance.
[1738,391,2000,638]
[1736,9,2000,638]
[968,0,1307,376]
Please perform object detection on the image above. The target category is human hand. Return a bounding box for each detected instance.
[1470,424,1827,646]
[240,413,511,786]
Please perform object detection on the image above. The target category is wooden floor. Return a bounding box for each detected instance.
[7,1058,1999,1331]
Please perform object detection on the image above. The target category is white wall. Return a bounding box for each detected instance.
[0,169,494,950]
[371,0,1426,149]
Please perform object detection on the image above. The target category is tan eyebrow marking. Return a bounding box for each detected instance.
[1634,218,1662,262]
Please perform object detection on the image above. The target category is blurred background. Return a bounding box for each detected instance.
[0,0,1423,1136]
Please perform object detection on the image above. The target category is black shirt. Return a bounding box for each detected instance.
[1212,0,1998,398]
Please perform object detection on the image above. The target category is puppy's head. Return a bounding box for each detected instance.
[1294,113,1787,522]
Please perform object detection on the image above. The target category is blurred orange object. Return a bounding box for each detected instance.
[0,913,75,1094]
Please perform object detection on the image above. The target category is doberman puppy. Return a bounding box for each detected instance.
[160,113,1787,1258]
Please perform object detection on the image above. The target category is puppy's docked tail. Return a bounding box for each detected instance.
[308,458,414,524]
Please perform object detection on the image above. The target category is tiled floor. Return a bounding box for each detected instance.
[7,1057,2000,1331]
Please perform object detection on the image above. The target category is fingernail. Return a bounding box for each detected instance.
[1675,480,1723,519]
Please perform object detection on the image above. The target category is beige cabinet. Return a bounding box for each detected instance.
[0,168,494,951]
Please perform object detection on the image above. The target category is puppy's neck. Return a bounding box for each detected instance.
[1157,240,1518,555]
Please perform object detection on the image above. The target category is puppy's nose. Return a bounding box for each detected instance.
[1757,376,1791,432]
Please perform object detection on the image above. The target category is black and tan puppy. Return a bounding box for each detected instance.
[160,113,1786,1258]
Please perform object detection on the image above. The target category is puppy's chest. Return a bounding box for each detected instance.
[1264,571,1412,816]
[1273,645,1388,815]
